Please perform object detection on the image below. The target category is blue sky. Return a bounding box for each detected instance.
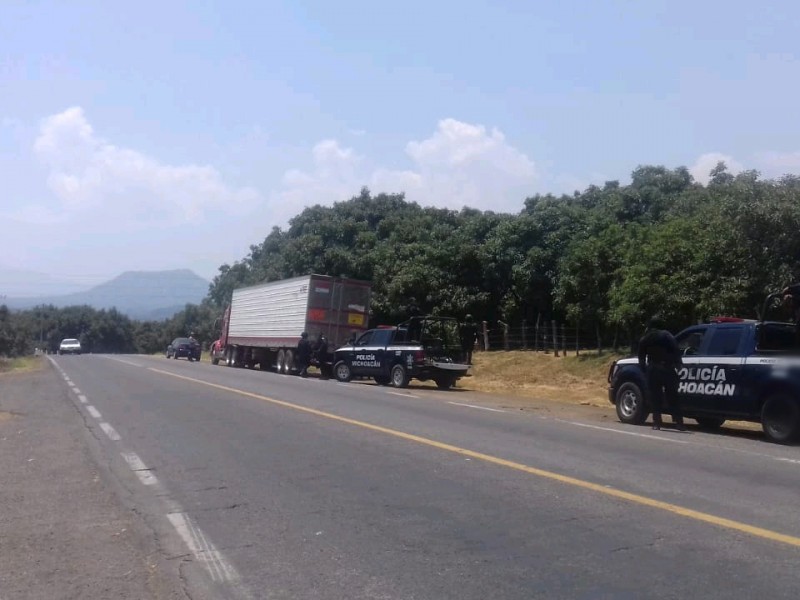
[2,0,800,290]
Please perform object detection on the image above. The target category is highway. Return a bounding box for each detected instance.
[46,354,800,599]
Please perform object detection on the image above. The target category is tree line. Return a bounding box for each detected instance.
[3,162,800,357]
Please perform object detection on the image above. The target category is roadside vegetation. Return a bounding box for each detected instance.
[3,161,800,361]
[460,350,624,406]
[0,356,41,374]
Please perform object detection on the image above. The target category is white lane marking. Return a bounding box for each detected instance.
[448,401,507,413]
[167,512,240,584]
[386,391,420,398]
[775,457,800,465]
[102,356,143,367]
[73,387,81,394]
[120,452,159,485]
[99,422,121,441]
[77,394,88,404]
[68,382,76,389]
[86,405,102,419]
[563,421,691,444]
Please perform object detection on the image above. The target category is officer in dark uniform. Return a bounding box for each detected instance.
[459,314,478,365]
[297,332,312,377]
[638,316,686,431]
[314,333,329,378]
[407,297,422,341]
[781,284,800,345]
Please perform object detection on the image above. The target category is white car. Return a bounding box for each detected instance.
[58,338,82,355]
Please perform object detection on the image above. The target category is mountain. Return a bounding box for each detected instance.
[5,269,210,320]
[0,267,91,298]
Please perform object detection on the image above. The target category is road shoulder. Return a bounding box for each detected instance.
[0,364,185,599]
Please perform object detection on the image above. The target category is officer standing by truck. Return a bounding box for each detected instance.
[459,314,478,365]
[297,332,312,378]
[314,333,329,378]
[638,316,686,431]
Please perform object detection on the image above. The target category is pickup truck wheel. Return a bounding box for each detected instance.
[334,361,352,382]
[374,375,390,386]
[391,364,410,388]
[761,393,800,444]
[695,417,725,430]
[284,350,294,374]
[615,381,649,425]
[276,349,285,373]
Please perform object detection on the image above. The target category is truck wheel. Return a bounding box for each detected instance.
[695,417,725,431]
[615,381,649,425]
[334,361,352,382]
[762,393,800,444]
[276,349,285,373]
[374,375,390,386]
[284,350,294,374]
[435,376,456,390]
[390,364,410,388]
[225,348,233,367]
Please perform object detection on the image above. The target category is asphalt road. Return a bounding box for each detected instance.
[40,354,800,599]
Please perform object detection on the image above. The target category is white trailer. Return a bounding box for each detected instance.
[210,274,371,373]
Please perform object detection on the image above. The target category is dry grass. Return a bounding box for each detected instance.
[0,356,42,375]
[460,349,625,407]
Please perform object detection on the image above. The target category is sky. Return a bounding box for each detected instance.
[2,0,800,290]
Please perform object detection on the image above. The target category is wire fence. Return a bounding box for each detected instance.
[477,320,634,357]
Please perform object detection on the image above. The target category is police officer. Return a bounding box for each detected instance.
[459,314,478,365]
[638,316,686,431]
[407,297,423,341]
[781,283,800,345]
[314,332,329,378]
[297,332,312,378]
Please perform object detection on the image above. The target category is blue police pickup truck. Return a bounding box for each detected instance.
[333,316,470,389]
[608,317,800,443]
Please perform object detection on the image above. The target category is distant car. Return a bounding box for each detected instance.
[166,337,201,361]
[58,338,82,355]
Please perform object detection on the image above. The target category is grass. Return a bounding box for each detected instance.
[461,349,625,407]
[0,356,43,375]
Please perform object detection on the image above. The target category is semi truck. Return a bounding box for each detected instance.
[210,274,372,374]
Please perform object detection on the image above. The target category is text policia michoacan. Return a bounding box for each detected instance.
[677,366,735,396]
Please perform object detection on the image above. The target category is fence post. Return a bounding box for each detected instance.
[575,320,580,356]
[498,320,509,351]
[522,319,527,350]
[482,321,489,351]
[535,314,541,352]
[552,320,559,357]
[561,323,566,356]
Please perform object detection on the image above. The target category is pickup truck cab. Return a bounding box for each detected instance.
[608,318,800,443]
[333,317,470,389]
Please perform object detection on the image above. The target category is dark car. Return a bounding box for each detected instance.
[166,337,201,361]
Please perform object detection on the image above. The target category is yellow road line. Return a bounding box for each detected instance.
[150,368,800,549]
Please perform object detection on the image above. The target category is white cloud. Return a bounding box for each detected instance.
[756,151,800,178]
[33,106,260,223]
[690,152,744,184]
[275,118,538,215]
